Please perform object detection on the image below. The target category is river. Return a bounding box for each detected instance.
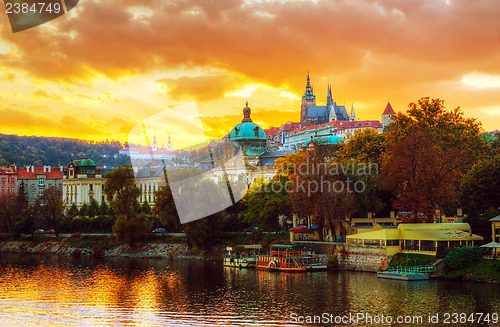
[0,254,498,326]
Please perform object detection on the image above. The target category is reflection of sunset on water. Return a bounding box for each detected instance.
[0,255,498,326]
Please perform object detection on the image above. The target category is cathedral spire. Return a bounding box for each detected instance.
[303,72,316,100]
[349,103,356,122]
[327,84,333,106]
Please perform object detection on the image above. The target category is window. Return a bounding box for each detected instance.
[1,178,4,183]
[39,178,44,186]
[31,184,35,190]
[89,184,93,192]
[421,240,436,252]
[11,178,14,184]
[386,240,400,247]
[1,186,4,192]
[11,187,14,193]
[39,188,44,196]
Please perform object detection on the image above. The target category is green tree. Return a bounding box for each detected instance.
[67,204,79,219]
[104,165,146,245]
[88,199,100,218]
[154,169,224,251]
[243,176,290,232]
[458,155,500,214]
[79,204,89,217]
[99,201,112,216]
[141,201,152,214]
[338,128,386,165]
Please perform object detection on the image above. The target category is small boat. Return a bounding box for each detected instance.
[256,244,326,272]
[223,245,260,268]
[302,255,328,271]
[377,271,429,281]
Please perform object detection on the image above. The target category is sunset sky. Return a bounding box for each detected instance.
[1,0,500,149]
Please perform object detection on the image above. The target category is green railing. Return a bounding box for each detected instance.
[388,265,436,274]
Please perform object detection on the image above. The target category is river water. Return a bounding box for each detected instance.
[0,254,498,326]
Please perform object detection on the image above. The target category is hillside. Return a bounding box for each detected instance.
[0,134,130,168]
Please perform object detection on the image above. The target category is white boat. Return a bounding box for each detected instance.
[223,245,260,268]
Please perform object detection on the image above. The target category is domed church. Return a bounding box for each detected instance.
[227,102,267,158]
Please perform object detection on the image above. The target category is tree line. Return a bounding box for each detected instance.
[1,97,499,250]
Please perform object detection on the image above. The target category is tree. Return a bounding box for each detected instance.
[141,201,152,215]
[41,187,65,236]
[338,128,386,165]
[154,169,224,251]
[243,176,291,232]
[104,165,145,245]
[99,201,112,216]
[79,203,89,217]
[67,204,79,219]
[0,194,16,236]
[458,155,500,214]
[274,145,357,238]
[381,98,488,221]
[88,199,100,218]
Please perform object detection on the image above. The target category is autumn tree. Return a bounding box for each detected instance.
[41,186,65,236]
[274,143,358,239]
[381,97,488,221]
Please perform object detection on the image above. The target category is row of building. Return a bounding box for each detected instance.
[0,159,161,209]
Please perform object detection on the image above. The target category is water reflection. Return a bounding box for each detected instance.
[0,254,498,326]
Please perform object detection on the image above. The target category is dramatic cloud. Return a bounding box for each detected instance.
[0,0,499,142]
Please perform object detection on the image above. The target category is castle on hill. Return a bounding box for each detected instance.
[300,73,356,125]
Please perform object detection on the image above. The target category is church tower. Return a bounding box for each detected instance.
[167,133,172,151]
[153,133,158,151]
[300,72,316,123]
[349,103,356,122]
[382,101,396,129]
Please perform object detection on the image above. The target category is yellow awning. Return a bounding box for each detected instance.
[403,230,483,241]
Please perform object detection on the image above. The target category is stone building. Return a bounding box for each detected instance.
[62,158,105,209]
[0,165,18,202]
[17,166,64,205]
[300,73,353,125]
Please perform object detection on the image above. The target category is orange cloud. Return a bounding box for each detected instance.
[0,0,499,141]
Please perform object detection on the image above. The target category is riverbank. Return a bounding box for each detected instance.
[0,232,291,261]
[0,237,222,261]
[435,259,500,283]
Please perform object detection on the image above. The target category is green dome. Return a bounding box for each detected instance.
[228,102,266,141]
[229,122,266,140]
[73,158,96,167]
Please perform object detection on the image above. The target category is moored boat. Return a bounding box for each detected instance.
[223,245,260,268]
[256,244,326,272]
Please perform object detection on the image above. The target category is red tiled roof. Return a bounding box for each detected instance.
[382,102,396,115]
[17,167,64,179]
[264,127,279,135]
[288,120,382,135]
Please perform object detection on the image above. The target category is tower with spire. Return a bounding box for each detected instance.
[167,133,172,151]
[326,84,333,106]
[349,103,356,122]
[381,101,396,129]
[300,72,317,123]
[152,133,158,151]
